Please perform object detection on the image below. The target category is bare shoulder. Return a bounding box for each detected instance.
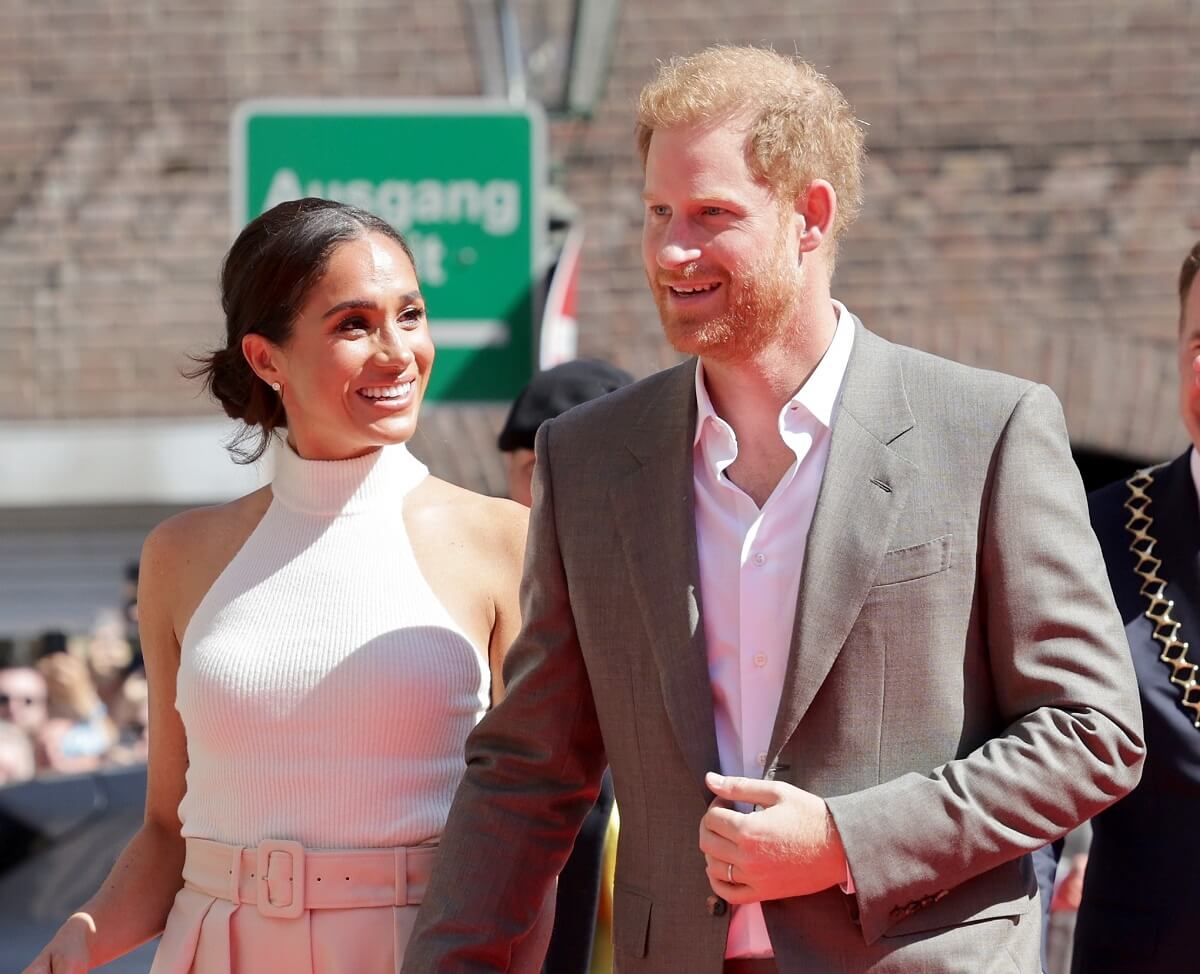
[408,477,528,562]
[403,478,528,655]
[141,486,274,637]
[143,487,271,567]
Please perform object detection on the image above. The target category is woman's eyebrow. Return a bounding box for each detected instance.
[321,292,422,318]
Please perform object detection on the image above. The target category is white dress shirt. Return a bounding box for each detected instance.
[694,301,856,959]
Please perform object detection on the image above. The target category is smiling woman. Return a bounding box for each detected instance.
[20,198,552,974]
[188,199,426,464]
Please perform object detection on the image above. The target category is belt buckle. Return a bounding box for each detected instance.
[256,839,305,919]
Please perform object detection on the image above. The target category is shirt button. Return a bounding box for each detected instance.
[752,552,767,566]
[757,752,767,768]
[753,653,767,668]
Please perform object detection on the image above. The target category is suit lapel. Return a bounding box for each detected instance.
[609,361,721,796]
[1153,452,1200,590]
[769,325,917,759]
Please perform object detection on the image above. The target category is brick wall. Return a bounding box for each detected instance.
[3,0,1198,491]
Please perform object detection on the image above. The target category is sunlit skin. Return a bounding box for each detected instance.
[1177,274,1200,451]
[504,448,537,508]
[242,233,434,461]
[640,117,835,374]
[641,118,839,512]
[642,161,799,363]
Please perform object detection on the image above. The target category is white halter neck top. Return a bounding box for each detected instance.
[176,443,490,849]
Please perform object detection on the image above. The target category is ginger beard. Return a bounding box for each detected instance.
[650,214,803,363]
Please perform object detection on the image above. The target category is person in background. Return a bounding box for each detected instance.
[121,560,143,676]
[498,359,633,974]
[0,719,36,787]
[1069,239,1200,973]
[106,671,150,767]
[34,631,116,774]
[499,360,634,508]
[22,197,550,974]
[85,611,136,714]
[403,45,1144,973]
[0,665,49,742]
[1040,823,1090,974]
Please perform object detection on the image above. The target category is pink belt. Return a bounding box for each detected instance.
[181,836,437,920]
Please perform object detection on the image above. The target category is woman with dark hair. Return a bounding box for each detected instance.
[23,198,551,974]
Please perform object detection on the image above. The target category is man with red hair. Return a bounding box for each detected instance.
[407,46,1145,973]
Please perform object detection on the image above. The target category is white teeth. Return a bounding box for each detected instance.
[671,283,719,294]
[360,382,412,399]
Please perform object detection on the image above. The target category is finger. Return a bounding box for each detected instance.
[703,851,745,882]
[703,852,725,884]
[698,824,740,862]
[703,854,744,890]
[708,871,759,905]
[701,802,750,842]
[706,772,784,807]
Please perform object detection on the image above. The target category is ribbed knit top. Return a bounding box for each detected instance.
[176,443,490,849]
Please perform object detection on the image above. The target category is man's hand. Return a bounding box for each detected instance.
[699,771,847,905]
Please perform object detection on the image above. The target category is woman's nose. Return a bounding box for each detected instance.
[375,328,414,365]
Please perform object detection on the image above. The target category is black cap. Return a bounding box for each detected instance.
[498,359,634,452]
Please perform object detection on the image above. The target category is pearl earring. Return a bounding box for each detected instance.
[271,382,281,393]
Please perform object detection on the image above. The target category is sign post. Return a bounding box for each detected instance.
[231,99,544,403]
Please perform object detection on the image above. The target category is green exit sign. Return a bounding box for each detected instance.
[231,99,544,402]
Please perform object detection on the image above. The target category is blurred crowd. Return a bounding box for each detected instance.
[0,563,147,787]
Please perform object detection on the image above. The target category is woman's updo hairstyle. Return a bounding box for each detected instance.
[189,197,416,463]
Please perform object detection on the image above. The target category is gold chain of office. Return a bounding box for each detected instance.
[1124,465,1200,728]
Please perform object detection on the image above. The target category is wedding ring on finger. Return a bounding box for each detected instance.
[727,862,735,884]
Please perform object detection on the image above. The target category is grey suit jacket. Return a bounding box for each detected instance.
[403,322,1145,973]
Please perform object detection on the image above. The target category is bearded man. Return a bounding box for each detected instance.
[403,45,1144,973]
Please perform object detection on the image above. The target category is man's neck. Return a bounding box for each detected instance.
[700,295,840,508]
[702,296,839,441]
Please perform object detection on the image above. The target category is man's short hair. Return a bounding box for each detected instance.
[1181,239,1200,308]
[634,45,866,243]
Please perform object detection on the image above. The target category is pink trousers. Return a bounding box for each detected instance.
[151,837,553,973]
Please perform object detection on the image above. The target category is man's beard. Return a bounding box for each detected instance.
[651,234,802,362]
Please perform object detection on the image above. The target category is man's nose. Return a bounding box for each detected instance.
[658,241,702,270]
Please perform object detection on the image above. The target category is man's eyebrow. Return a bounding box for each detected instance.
[321,292,423,318]
[639,190,742,206]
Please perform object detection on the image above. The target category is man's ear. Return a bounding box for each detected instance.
[241,332,285,388]
[793,179,838,256]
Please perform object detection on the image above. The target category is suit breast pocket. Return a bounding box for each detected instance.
[873,534,953,587]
